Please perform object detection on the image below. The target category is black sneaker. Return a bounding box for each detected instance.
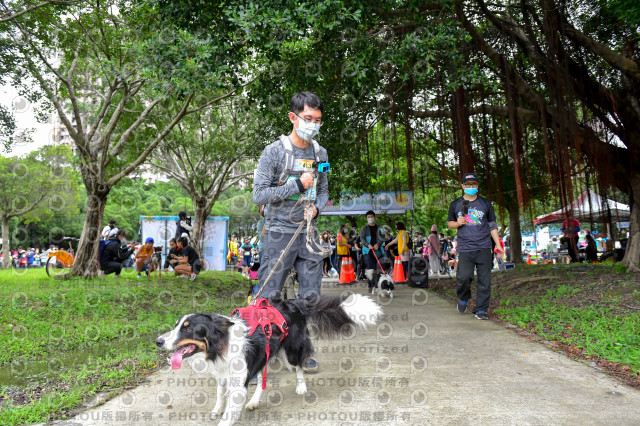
[457,300,468,313]
[475,311,489,320]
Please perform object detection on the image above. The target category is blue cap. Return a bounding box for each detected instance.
[145,237,154,244]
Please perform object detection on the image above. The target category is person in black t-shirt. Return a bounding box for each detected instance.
[447,172,505,320]
[174,237,202,280]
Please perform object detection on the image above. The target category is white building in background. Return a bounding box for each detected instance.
[232,164,251,189]
[133,164,172,184]
[51,89,99,153]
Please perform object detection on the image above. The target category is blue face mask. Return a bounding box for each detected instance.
[464,188,478,196]
[295,119,320,141]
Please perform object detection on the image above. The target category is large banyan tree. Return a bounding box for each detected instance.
[455,0,640,269]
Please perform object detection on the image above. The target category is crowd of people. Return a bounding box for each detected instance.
[1,247,50,268]
[96,214,201,280]
[225,215,471,288]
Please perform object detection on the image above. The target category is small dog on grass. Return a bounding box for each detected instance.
[148,246,162,277]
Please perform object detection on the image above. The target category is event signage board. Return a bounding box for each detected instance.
[320,191,414,216]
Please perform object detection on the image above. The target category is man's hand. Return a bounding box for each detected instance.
[300,172,315,189]
[457,216,467,227]
[495,245,505,258]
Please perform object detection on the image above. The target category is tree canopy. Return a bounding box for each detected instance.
[1,0,638,269]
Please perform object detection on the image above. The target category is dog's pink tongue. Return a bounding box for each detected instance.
[171,347,186,370]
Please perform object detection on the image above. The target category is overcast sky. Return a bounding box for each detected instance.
[1,84,56,157]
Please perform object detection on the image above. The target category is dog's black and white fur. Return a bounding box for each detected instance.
[156,294,381,426]
[373,273,395,299]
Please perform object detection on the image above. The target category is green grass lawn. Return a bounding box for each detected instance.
[0,267,250,425]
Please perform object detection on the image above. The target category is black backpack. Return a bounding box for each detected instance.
[99,239,118,264]
[408,257,429,288]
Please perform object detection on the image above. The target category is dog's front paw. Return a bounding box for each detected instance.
[211,405,224,417]
[245,400,259,411]
[295,382,307,395]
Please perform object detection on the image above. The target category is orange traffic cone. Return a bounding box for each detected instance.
[339,257,356,284]
[392,256,406,283]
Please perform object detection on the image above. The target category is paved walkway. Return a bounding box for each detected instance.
[51,278,640,425]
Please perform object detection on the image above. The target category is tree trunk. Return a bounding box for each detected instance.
[2,215,10,269]
[191,197,209,267]
[621,174,640,271]
[452,86,474,175]
[403,105,415,191]
[69,183,110,278]
[507,200,523,264]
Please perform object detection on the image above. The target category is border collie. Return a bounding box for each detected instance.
[155,294,381,426]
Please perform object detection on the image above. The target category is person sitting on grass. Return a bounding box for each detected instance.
[100,229,135,277]
[135,237,156,278]
[174,237,201,280]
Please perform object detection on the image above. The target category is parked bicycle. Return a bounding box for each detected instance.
[46,237,78,277]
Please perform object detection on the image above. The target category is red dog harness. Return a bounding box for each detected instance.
[231,298,289,389]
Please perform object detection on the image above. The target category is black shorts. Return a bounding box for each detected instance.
[189,261,202,275]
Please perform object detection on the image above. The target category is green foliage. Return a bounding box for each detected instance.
[0,104,16,151]
[102,178,189,236]
[9,178,191,249]
[0,145,77,220]
[0,268,248,424]
[0,146,79,254]
[495,301,640,374]
[211,188,261,238]
[612,264,627,274]
[150,102,264,229]
[153,0,470,198]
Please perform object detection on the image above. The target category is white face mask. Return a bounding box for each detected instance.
[367,217,375,225]
[295,119,320,141]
